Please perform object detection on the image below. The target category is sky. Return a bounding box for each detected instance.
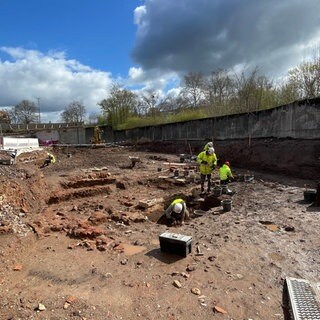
[0,0,319,122]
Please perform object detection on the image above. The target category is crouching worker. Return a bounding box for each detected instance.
[165,198,189,226]
[219,161,234,185]
[41,152,56,168]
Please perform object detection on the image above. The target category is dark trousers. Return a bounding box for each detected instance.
[200,174,211,192]
[40,158,51,168]
[220,179,230,185]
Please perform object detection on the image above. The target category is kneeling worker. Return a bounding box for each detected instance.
[219,161,233,185]
[41,152,56,168]
[165,198,189,226]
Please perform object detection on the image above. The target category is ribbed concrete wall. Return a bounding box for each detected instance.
[113,98,320,142]
[24,98,319,144]
[58,127,85,144]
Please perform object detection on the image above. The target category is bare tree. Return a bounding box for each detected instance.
[11,100,38,124]
[288,51,320,99]
[137,91,160,118]
[232,67,275,113]
[60,101,86,124]
[181,72,205,108]
[158,95,176,113]
[203,69,234,115]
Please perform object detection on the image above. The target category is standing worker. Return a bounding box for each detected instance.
[165,198,189,226]
[197,147,217,194]
[219,161,234,185]
[203,141,214,151]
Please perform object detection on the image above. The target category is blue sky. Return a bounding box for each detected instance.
[0,0,139,77]
[0,0,319,122]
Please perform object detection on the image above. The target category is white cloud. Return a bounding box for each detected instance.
[0,47,113,122]
[167,87,182,98]
[126,66,180,95]
[0,47,184,123]
[129,66,143,80]
[134,5,147,25]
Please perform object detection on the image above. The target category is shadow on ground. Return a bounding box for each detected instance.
[145,248,185,264]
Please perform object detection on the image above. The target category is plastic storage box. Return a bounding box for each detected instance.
[159,232,192,257]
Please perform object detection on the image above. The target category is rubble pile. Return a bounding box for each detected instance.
[0,195,31,236]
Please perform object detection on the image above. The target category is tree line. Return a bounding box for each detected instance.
[0,100,86,125]
[98,51,320,129]
[1,52,320,127]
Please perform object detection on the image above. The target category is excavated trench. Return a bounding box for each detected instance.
[61,177,116,189]
[47,172,118,204]
[44,166,227,229]
[47,185,113,204]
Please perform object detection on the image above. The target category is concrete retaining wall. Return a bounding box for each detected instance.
[58,127,86,144]
[0,137,39,150]
[113,98,320,142]
[33,126,113,145]
[34,128,85,144]
[37,130,60,142]
[4,98,319,145]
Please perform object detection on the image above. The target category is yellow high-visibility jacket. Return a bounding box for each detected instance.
[219,164,233,181]
[197,151,217,175]
[48,153,56,164]
[165,199,186,218]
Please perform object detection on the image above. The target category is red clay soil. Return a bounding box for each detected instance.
[0,145,319,320]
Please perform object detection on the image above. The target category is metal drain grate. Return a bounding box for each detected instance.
[286,277,320,320]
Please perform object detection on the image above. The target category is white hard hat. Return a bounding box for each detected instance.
[207,147,214,155]
[207,142,213,147]
[173,203,183,213]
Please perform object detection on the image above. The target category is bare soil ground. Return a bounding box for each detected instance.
[0,146,319,320]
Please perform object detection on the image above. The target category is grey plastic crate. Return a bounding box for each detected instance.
[159,232,192,257]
